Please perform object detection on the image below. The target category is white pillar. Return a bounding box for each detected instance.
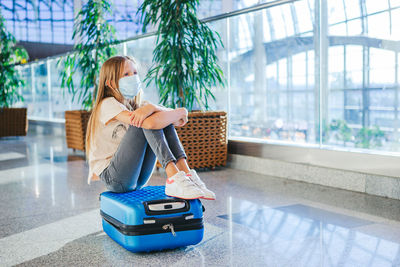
[73,0,83,45]
[314,0,328,144]
[253,11,267,124]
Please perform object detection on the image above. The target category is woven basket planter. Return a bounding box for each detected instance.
[65,110,91,151]
[0,108,28,137]
[155,110,227,170]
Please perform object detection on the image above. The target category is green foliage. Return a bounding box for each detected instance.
[58,0,117,110]
[327,119,385,148]
[138,0,225,111]
[355,126,385,149]
[329,119,352,144]
[0,11,29,108]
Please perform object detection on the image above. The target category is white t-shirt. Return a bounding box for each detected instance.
[87,97,145,184]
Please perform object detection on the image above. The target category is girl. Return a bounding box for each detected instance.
[85,55,215,200]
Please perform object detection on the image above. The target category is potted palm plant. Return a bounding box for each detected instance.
[0,11,29,137]
[58,0,117,151]
[138,0,227,169]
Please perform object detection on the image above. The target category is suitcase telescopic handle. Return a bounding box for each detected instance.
[143,199,190,215]
[147,202,186,211]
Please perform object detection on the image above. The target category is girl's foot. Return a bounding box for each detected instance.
[186,169,216,200]
[165,170,204,199]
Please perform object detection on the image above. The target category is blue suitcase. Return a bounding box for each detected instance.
[99,185,204,252]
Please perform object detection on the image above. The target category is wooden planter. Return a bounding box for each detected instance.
[0,107,28,137]
[65,110,91,151]
[156,110,228,170]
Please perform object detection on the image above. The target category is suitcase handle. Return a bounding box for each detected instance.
[143,199,190,215]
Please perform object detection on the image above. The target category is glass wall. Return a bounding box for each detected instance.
[1,0,74,44]
[227,1,316,144]
[224,0,400,153]
[0,0,143,44]
[13,0,400,155]
[15,59,82,121]
[323,0,400,152]
[0,0,228,44]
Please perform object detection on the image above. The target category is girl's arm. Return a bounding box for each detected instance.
[140,103,188,128]
[145,108,187,129]
[115,108,187,130]
[141,100,173,112]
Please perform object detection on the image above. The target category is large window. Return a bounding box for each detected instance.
[0,0,144,44]
[13,0,400,155]
[1,0,74,44]
[225,0,400,153]
[323,0,400,151]
[227,1,317,144]
[0,0,227,44]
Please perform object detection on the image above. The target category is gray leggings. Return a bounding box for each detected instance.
[99,123,187,193]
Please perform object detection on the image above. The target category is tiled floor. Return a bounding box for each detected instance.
[1,130,400,267]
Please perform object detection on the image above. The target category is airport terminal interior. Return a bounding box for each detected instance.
[1,0,400,266]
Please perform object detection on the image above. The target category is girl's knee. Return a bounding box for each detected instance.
[128,125,144,132]
[106,181,126,193]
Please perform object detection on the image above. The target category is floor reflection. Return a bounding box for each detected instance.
[219,198,400,266]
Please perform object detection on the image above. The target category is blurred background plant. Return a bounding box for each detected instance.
[329,119,352,146]
[0,11,29,108]
[355,126,385,149]
[58,0,117,110]
[328,119,384,149]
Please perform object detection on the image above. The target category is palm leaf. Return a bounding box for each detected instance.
[57,0,117,110]
[138,0,225,111]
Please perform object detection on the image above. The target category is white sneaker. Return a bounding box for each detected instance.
[165,170,204,199]
[186,169,216,200]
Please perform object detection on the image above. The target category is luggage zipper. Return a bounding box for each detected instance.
[162,223,176,237]
[100,210,203,236]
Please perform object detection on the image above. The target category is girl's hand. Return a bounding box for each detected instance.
[129,105,154,128]
[172,117,188,127]
[173,108,188,127]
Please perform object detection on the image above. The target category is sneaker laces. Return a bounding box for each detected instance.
[176,172,197,188]
[188,171,205,187]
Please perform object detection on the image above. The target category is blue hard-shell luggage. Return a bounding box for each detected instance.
[99,185,204,252]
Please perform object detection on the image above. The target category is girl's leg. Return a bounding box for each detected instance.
[142,125,192,177]
[100,125,176,192]
[101,124,204,198]
[142,126,205,199]
[162,124,191,173]
[162,124,216,200]
[127,141,176,190]
[135,143,157,190]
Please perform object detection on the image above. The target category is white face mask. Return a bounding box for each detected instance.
[118,75,142,98]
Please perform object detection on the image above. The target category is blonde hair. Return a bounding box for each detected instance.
[85,55,143,159]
